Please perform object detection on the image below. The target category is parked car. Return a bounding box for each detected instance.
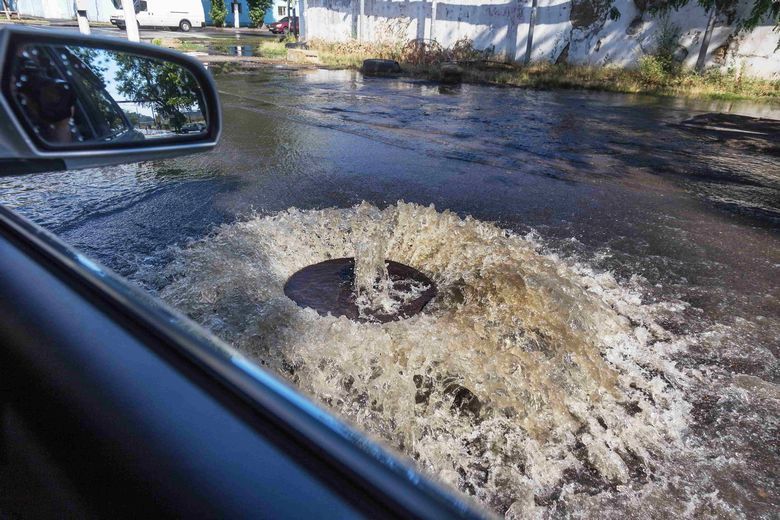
[267,16,299,34]
[0,26,485,519]
[179,121,207,133]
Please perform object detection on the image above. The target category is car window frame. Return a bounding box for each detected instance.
[0,28,219,154]
[0,203,487,519]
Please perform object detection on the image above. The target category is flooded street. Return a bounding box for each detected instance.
[1,68,778,518]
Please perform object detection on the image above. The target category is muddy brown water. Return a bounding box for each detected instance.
[1,68,778,518]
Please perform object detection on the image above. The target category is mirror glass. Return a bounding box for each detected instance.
[7,44,208,147]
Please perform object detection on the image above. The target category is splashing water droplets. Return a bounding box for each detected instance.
[352,202,402,318]
[147,202,691,516]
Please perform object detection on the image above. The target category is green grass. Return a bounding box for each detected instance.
[152,38,206,52]
[256,41,288,59]
[157,36,289,60]
[457,63,780,101]
[174,40,205,52]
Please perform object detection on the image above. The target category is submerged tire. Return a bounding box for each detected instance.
[439,62,463,84]
[361,59,402,76]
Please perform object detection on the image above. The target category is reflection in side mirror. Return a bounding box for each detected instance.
[9,44,207,147]
[0,26,220,173]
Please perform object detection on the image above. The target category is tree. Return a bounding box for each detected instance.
[113,55,202,132]
[210,0,228,27]
[524,0,538,64]
[246,0,272,28]
[653,0,779,72]
[742,0,780,28]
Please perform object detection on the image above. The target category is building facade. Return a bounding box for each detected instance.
[201,0,292,27]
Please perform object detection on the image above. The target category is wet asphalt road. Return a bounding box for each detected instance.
[1,66,778,517]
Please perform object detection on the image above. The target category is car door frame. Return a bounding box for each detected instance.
[0,203,487,519]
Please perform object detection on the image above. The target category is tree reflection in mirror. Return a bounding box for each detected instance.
[8,44,207,147]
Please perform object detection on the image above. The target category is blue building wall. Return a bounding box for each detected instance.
[201,0,289,27]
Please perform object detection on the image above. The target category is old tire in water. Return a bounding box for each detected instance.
[439,62,463,84]
[361,59,402,76]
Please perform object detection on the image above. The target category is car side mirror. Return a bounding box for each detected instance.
[0,26,221,174]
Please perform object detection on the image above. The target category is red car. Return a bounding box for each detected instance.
[267,16,299,34]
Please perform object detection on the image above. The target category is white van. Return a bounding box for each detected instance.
[110,0,206,32]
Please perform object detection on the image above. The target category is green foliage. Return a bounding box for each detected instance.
[637,17,681,83]
[307,38,779,100]
[257,41,288,58]
[741,0,780,30]
[638,55,669,83]
[654,17,682,74]
[114,54,202,132]
[246,0,273,28]
[68,46,109,78]
[652,0,778,29]
[210,0,227,27]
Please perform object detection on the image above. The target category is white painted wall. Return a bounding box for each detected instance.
[302,0,780,78]
[14,0,117,22]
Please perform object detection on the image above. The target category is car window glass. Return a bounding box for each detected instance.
[7,44,208,147]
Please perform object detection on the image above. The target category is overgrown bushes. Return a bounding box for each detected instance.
[639,17,683,84]
[210,0,227,27]
[246,0,272,28]
[307,37,778,100]
[308,37,492,68]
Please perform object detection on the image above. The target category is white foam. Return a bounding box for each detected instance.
[146,202,693,516]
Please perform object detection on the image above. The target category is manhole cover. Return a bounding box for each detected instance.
[284,257,436,323]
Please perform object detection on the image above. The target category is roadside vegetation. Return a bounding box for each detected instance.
[152,36,288,59]
[209,0,228,28]
[304,37,779,101]
[154,32,778,101]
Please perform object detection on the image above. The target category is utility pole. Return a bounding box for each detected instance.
[298,0,306,40]
[430,0,437,41]
[358,0,364,40]
[123,0,140,42]
[1,0,11,21]
[233,0,240,29]
[524,0,538,64]
[75,0,91,35]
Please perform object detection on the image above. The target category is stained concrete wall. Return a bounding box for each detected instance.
[303,0,780,78]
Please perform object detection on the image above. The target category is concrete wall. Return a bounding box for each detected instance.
[302,0,780,78]
[12,0,117,21]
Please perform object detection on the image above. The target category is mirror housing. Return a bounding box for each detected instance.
[0,26,221,174]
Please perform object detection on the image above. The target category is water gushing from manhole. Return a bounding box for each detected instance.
[148,202,691,516]
[284,258,436,322]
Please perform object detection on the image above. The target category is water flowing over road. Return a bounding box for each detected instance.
[2,68,778,518]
